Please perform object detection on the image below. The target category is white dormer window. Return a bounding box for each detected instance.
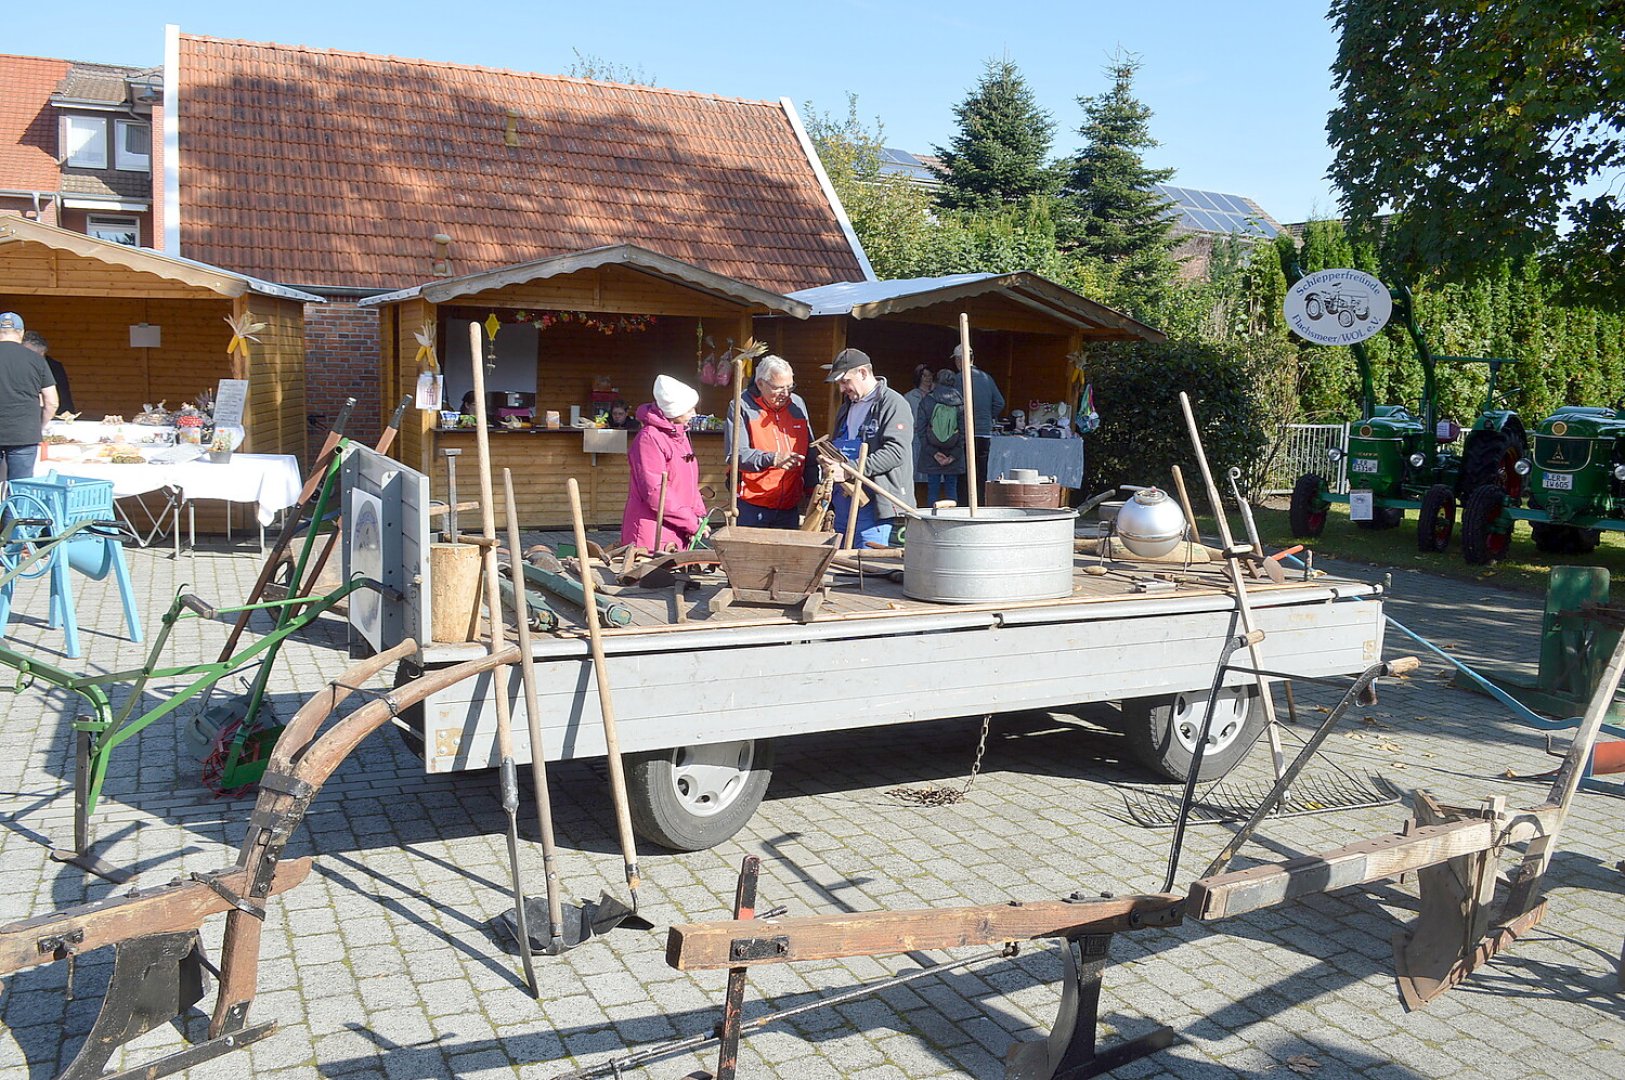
[64,115,108,168]
[115,120,150,172]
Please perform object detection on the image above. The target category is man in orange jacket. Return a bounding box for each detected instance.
[723,355,818,528]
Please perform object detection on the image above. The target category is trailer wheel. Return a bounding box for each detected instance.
[1417,485,1456,552]
[1289,474,1328,537]
[625,739,774,852]
[1122,686,1264,782]
[1462,484,1512,564]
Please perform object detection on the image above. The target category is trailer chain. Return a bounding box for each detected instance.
[886,713,992,806]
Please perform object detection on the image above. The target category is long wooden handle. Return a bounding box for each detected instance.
[504,469,565,940]
[727,358,745,527]
[470,323,515,760]
[653,471,669,553]
[1170,465,1201,553]
[842,443,868,549]
[959,313,979,515]
[567,477,641,900]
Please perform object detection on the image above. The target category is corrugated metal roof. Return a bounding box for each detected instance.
[787,274,996,316]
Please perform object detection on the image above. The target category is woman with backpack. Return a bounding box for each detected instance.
[915,368,966,505]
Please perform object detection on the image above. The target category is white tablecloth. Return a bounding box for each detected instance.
[44,453,303,526]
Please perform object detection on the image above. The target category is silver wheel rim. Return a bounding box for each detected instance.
[1168,688,1249,756]
[666,740,755,818]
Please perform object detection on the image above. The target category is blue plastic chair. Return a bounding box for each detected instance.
[0,472,142,658]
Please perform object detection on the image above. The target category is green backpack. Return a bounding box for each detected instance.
[928,400,960,447]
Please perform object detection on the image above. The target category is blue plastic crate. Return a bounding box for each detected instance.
[9,472,116,528]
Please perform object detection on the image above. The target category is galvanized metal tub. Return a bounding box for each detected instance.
[903,506,1078,603]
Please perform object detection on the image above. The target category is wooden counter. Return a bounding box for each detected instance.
[429,427,729,529]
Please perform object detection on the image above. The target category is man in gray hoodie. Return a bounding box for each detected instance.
[824,348,915,546]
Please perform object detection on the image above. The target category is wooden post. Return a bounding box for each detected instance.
[727,357,745,528]
[958,313,979,515]
[842,443,868,550]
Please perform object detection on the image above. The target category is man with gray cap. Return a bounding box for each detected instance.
[824,348,914,546]
[953,343,1004,488]
[0,312,58,481]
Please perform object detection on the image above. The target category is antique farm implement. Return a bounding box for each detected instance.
[0,397,409,879]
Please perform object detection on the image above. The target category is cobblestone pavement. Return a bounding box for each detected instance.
[0,537,1620,1080]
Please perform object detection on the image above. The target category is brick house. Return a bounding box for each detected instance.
[160,28,871,443]
[0,53,161,245]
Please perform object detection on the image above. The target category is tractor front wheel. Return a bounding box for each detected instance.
[1462,484,1512,565]
[1289,474,1329,538]
[1417,484,1456,553]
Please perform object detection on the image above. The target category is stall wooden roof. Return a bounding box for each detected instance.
[358,243,811,317]
[787,273,1166,341]
[174,34,870,294]
[0,216,322,301]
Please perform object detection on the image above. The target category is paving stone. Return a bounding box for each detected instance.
[1,545,1619,1077]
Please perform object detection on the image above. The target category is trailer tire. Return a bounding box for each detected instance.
[1462,484,1511,565]
[1289,474,1328,538]
[1122,686,1264,782]
[1417,484,1456,552]
[625,739,774,852]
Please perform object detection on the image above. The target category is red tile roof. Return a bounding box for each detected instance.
[0,54,73,192]
[176,35,867,294]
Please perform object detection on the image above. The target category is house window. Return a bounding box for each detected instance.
[64,115,108,168]
[114,120,150,172]
[87,216,139,246]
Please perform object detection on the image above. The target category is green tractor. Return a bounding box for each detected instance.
[1289,285,1526,552]
[1460,406,1625,564]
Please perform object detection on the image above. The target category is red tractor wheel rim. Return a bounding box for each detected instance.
[1501,449,1524,499]
[1488,529,1511,557]
[1434,507,1455,546]
[1308,508,1327,532]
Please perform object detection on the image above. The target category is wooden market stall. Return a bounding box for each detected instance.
[366,244,810,528]
[764,272,1165,426]
[0,217,319,532]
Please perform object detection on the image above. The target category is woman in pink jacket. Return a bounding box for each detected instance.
[621,374,708,551]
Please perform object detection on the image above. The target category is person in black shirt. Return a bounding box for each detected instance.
[22,331,73,415]
[0,313,58,481]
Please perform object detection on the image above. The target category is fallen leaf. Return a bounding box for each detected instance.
[1285,1055,1322,1074]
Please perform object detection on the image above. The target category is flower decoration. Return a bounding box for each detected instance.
[509,309,659,335]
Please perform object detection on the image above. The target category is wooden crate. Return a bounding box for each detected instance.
[709,525,839,619]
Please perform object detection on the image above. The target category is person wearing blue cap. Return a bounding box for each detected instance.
[0,312,59,481]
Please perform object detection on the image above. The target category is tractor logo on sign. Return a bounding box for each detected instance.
[1283,269,1393,346]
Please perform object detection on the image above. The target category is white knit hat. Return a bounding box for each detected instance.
[653,374,699,418]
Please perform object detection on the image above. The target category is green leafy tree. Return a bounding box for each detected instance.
[930,58,1060,213]
[1059,54,1180,318]
[802,96,938,280]
[1327,0,1625,310]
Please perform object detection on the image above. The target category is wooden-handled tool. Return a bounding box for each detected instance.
[567,477,642,913]
[958,312,979,516]
[469,323,538,995]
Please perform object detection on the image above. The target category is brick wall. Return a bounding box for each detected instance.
[303,299,383,446]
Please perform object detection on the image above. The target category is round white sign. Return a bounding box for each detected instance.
[1283,268,1393,346]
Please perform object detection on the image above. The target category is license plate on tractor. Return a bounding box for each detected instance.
[1543,472,1574,490]
[1350,458,1379,474]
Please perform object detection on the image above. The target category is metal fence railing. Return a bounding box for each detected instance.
[1262,423,1349,495]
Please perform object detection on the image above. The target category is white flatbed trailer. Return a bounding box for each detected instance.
[343,444,1385,852]
[401,561,1384,850]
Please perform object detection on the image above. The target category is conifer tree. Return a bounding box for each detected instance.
[930,58,1059,213]
[1059,54,1179,315]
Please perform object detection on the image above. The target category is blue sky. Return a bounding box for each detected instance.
[8,1,1351,223]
